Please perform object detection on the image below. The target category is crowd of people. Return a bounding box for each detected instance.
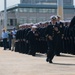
[1,15,75,63]
[1,27,17,50]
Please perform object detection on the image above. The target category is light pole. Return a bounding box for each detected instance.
[4,0,7,30]
[57,0,63,20]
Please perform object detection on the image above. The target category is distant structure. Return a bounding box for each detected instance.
[20,0,73,6]
[0,0,75,36]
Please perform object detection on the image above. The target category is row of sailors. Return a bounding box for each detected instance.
[15,15,75,62]
[1,15,75,63]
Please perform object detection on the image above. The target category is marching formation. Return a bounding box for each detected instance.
[1,15,75,63]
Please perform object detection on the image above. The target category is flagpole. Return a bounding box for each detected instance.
[4,0,7,30]
[57,0,63,20]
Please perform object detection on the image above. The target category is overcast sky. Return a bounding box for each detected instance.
[0,0,20,11]
[0,0,75,11]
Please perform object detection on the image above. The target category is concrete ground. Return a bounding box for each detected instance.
[0,47,75,75]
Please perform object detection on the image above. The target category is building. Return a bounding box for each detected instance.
[20,0,73,6]
[0,0,75,33]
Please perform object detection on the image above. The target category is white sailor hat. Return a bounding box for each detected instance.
[31,25,37,28]
[50,15,57,20]
[57,15,61,18]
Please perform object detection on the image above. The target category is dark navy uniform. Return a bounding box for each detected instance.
[56,21,64,55]
[63,24,70,53]
[73,25,75,54]
[37,27,47,53]
[8,31,13,50]
[26,26,40,56]
[69,16,75,54]
[69,26,75,54]
[15,29,23,52]
[45,21,60,63]
[45,15,63,63]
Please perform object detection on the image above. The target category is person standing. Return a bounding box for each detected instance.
[56,15,64,55]
[26,25,40,56]
[8,30,13,50]
[11,27,17,51]
[2,28,8,50]
[45,15,60,63]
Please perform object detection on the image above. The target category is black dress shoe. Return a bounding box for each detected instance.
[49,60,53,63]
[46,58,49,62]
[32,54,35,56]
[56,54,60,56]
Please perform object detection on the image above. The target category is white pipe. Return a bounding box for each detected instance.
[57,0,63,20]
[4,0,7,30]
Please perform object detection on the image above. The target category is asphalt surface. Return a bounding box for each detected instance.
[0,47,75,75]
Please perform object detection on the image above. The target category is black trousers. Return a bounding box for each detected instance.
[29,41,38,56]
[47,40,55,61]
[3,38,8,50]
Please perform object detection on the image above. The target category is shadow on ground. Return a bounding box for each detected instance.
[59,54,75,58]
[53,63,75,66]
[35,53,46,58]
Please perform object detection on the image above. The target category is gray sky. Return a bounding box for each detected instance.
[0,0,75,11]
[0,0,20,11]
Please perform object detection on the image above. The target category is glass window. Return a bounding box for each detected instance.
[15,8,19,12]
[10,19,13,26]
[19,8,24,12]
[32,8,37,13]
[64,0,72,5]
[19,18,24,24]
[37,17,46,22]
[64,9,74,14]
[19,18,27,24]
[39,9,47,13]
[23,8,28,12]
[23,18,27,23]
[18,8,56,14]
[51,9,55,13]
[0,19,3,25]
[9,9,19,13]
[26,8,37,13]
[38,8,56,13]
[28,17,36,23]
[14,19,17,26]
[37,8,43,13]
[29,8,33,12]
[48,9,56,13]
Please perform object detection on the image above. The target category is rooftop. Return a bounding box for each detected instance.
[1,3,75,12]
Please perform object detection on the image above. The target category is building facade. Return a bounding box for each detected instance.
[20,0,73,6]
[0,0,75,34]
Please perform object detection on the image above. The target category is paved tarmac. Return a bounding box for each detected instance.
[0,47,75,75]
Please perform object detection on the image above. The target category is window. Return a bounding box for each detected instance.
[8,19,17,26]
[19,8,24,12]
[8,9,17,13]
[14,19,17,25]
[10,19,13,26]
[39,9,48,13]
[0,19,3,25]
[37,17,46,22]
[19,18,27,24]
[64,0,72,5]
[48,9,56,13]
[15,9,18,12]
[24,8,37,13]
[28,17,36,23]
[39,8,56,13]
[18,8,56,14]
[19,18,24,24]
[64,9,74,14]
[24,8,28,12]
